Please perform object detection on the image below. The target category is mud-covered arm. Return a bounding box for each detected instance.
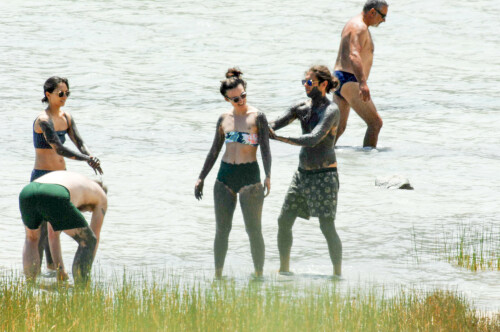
[39,120,91,161]
[274,106,339,147]
[66,113,92,156]
[198,116,225,181]
[65,114,103,174]
[269,103,301,131]
[256,112,271,179]
[195,116,225,200]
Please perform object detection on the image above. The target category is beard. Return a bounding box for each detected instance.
[307,86,323,99]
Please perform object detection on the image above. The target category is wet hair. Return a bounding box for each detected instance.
[307,65,339,94]
[94,179,108,195]
[219,67,247,97]
[363,0,388,13]
[41,76,69,103]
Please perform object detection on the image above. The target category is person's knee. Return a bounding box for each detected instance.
[79,229,97,250]
[245,224,262,238]
[319,218,336,233]
[216,224,231,238]
[368,116,383,132]
[278,213,294,231]
[25,231,40,243]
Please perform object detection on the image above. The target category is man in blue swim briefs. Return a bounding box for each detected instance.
[19,171,107,283]
[333,0,389,148]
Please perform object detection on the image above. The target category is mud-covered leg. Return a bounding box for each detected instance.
[37,221,55,269]
[239,183,265,276]
[319,216,342,276]
[277,209,297,273]
[23,226,42,280]
[213,180,237,279]
[63,227,97,284]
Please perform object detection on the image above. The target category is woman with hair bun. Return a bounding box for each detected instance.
[32,76,102,276]
[195,68,271,279]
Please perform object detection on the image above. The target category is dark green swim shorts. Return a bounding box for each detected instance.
[19,182,88,231]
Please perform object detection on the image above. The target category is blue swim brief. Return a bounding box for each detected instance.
[334,70,358,98]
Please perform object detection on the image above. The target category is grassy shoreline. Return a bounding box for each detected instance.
[1,271,498,331]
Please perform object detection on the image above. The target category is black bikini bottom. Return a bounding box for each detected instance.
[217,161,261,193]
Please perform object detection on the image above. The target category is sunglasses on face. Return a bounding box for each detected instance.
[227,91,247,103]
[374,8,386,19]
[302,79,319,86]
[55,90,71,97]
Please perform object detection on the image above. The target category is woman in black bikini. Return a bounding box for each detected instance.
[195,68,271,279]
[32,76,102,277]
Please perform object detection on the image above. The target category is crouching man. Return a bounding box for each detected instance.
[19,171,107,283]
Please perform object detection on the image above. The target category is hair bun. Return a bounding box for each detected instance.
[226,67,243,79]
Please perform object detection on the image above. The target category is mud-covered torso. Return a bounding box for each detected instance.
[294,102,338,170]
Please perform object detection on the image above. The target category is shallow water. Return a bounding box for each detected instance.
[1,0,499,312]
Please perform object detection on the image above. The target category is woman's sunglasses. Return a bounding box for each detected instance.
[301,79,319,86]
[55,90,71,97]
[227,91,247,103]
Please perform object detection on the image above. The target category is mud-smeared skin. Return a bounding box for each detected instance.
[213,181,265,274]
[70,227,97,284]
[196,117,225,197]
[270,96,339,170]
[238,182,265,272]
[196,108,270,277]
[213,180,237,273]
[318,217,342,270]
[256,112,271,179]
[66,115,103,174]
[39,119,90,161]
[39,117,103,174]
[37,222,53,268]
[271,92,342,275]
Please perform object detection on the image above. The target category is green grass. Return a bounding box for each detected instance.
[444,223,499,271]
[0,271,498,331]
[412,222,499,272]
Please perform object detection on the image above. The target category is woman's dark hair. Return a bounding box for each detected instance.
[41,76,69,103]
[220,67,247,97]
[307,65,339,94]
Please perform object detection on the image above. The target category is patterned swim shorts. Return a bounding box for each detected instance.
[280,167,339,220]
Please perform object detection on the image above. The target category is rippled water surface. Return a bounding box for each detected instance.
[1,0,499,312]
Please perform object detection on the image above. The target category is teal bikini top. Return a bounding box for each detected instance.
[225,131,259,147]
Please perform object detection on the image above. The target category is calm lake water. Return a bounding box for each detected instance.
[1,0,499,312]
